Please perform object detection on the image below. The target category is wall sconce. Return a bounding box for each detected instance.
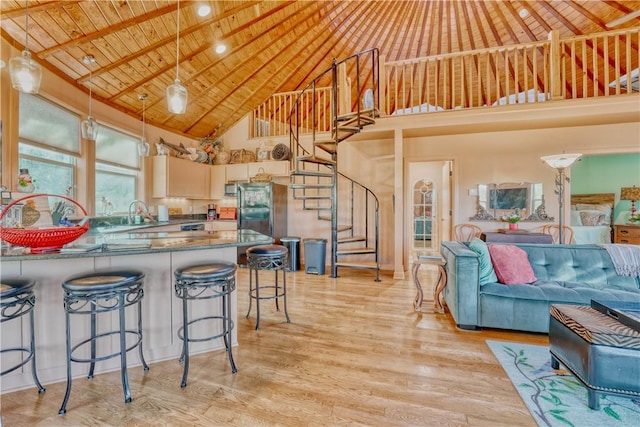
[138,93,150,157]
[620,186,640,217]
[9,0,42,94]
[80,55,99,141]
[541,153,582,244]
[166,0,188,114]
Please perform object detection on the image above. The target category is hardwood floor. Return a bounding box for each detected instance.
[1,265,547,426]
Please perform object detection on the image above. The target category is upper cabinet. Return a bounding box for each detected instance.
[152,156,210,199]
[210,165,226,199]
[248,161,289,177]
[225,161,290,183]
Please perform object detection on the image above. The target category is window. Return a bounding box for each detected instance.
[18,94,78,196]
[95,126,140,214]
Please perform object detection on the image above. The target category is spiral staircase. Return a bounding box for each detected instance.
[288,49,381,281]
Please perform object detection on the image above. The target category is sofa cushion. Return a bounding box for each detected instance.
[469,238,498,285]
[488,244,537,285]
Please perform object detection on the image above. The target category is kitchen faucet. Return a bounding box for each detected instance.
[128,200,150,224]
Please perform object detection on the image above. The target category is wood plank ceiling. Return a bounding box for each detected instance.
[1,1,639,139]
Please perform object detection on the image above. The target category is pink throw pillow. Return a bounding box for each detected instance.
[488,244,537,285]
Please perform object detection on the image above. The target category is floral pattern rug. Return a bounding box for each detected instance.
[487,340,640,427]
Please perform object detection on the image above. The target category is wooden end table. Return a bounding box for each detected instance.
[411,254,447,313]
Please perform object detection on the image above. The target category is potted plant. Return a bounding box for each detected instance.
[502,211,521,230]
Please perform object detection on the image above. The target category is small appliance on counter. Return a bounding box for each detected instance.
[207,204,217,221]
[218,207,237,220]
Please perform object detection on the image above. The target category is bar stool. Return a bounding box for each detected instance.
[0,278,45,394]
[174,262,238,388]
[246,244,291,330]
[59,270,149,415]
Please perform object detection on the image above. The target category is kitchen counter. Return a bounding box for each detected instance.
[1,229,269,260]
[0,229,270,393]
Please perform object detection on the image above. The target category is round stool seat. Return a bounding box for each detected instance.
[175,262,236,281]
[1,278,36,299]
[62,270,144,291]
[247,244,287,258]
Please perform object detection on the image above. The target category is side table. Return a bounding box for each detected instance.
[411,254,447,313]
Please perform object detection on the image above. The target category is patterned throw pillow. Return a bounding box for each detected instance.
[579,210,604,227]
[575,203,611,226]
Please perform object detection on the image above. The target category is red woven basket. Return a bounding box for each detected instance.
[0,194,89,253]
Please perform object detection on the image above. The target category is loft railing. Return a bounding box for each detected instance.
[250,27,638,138]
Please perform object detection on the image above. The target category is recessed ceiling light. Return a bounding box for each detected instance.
[197,4,211,17]
[519,9,529,18]
[215,44,226,54]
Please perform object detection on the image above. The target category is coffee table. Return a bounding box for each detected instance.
[549,301,640,409]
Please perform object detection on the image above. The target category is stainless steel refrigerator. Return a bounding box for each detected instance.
[237,182,288,265]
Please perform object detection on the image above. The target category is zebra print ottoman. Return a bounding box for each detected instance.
[549,304,640,410]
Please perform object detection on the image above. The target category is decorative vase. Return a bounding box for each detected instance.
[17,168,35,193]
[509,222,518,230]
[214,150,230,165]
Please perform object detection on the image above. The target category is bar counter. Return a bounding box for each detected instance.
[1,229,271,394]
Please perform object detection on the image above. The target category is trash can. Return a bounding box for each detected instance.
[279,236,301,271]
[303,238,327,275]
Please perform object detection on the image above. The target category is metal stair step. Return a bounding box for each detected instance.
[290,170,334,178]
[297,155,335,166]
[337,225,352,232]
[290,183,334,190]
[313,141,337,154]
[336,108,379,122]
[337,247,376,256]
[337,236,366,244]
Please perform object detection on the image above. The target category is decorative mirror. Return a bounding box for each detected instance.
[470,182,554,222]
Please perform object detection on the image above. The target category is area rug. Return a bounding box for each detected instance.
[487,340,640,427]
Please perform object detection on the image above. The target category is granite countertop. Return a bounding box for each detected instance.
[1,229,271,261]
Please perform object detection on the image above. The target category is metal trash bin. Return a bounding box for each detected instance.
[280,236,301,271]
[303,238,327,275]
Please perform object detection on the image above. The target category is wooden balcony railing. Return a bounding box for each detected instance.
[251,27,639,138]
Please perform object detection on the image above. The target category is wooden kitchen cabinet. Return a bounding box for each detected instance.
[248,160,289,177]
[614,224,640,244]
[225,163,249,182]
[152,156,210,199]
[209,165,226,199]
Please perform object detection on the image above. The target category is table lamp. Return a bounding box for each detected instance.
[541,153,582,244]
[620,186,640,217]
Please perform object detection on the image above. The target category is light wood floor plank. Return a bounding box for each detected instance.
[1,267,546,426]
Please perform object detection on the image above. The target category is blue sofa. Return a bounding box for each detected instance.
[440,241,640,333]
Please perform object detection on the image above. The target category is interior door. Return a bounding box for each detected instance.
[406,161,452,264]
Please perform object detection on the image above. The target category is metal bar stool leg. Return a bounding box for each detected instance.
[119,295,132,403]
[88,308,97,379]
[274,270,280,312]
[180,293,190,388]
[282,269,290,323]
[59,309,73,415]
[137,298,149,371]
[254,268,261,330]
[223,287,237,373]
[28,306,45,392]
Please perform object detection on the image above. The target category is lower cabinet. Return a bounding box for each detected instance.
[153,156,210,199]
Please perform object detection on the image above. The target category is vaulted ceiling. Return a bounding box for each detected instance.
[1,1,639,139]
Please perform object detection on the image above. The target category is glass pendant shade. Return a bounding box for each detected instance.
[166,79,188,114]
[81,115,99,141]
[9,50,42,94]
[138,138,150,157]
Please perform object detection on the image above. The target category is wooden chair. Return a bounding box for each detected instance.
[541,224,574,244]
[453,224,482,242]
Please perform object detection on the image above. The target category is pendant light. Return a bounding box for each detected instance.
[80,55,99,141]
[166,0,188,114]
[9,0,42,94]
[138,93,150,157]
